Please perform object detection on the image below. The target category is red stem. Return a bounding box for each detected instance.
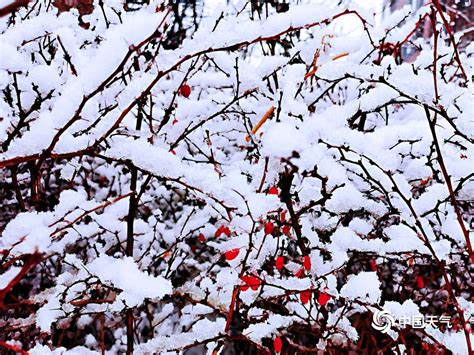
[0,341,29,355]
[0,252,43,308]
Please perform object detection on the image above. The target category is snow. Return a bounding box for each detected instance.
[261,121,308,158]
[244,314,296,342]
[1,212,54,254]
[86,255,172,307]
[383,299,421,320]
[340,272,381,304]
[136,318,226,353]
[0,0,472,352]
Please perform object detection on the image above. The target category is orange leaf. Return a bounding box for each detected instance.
[246,106,275,141]
[332,52,349,61]
[304,66,318,80]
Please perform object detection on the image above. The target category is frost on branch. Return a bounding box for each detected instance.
[0,0,473,354]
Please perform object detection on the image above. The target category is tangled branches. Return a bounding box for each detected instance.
[0,0,472,354]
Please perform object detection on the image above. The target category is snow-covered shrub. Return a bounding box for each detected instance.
[0,0,472,353]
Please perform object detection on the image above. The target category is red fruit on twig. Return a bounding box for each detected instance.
[180,84,191,97]
[240,284,249,291]
[274,337,283,353]
[294,268,304,278]
[300,290,311,304]
[275,256,284,270]
[416,275,425,289]
[198,233,205,243]
[224,248,240,261]
[240,275,261,291]
[282,225,291,235]
[215,226,231,238]
[303,255,311,271]
[317,292,331,306]
[248,277,261,291]
[370,259,377,271]
[264,221,274,235]
[268,186,279,195]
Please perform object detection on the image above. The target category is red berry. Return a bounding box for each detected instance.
[248,277,261,291]
[273,337,283,353]
[268,186,279,195]
[169,149,176,155]
[198,233,205,243]
[224,248,240,261]
[303,255,311,271]
[416,275,425,289]
[180,84,191,98]
[240,275,261,291]
[215,226,231,238]
[264,221,274,235]
[98,175,107,185]
[300,290,311,304]
[370,259,377,271]
[317,292,331,306]
[294,268,304,278]
[275,256,285,270]
[172,118,178,125]
[282,225,291,235]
